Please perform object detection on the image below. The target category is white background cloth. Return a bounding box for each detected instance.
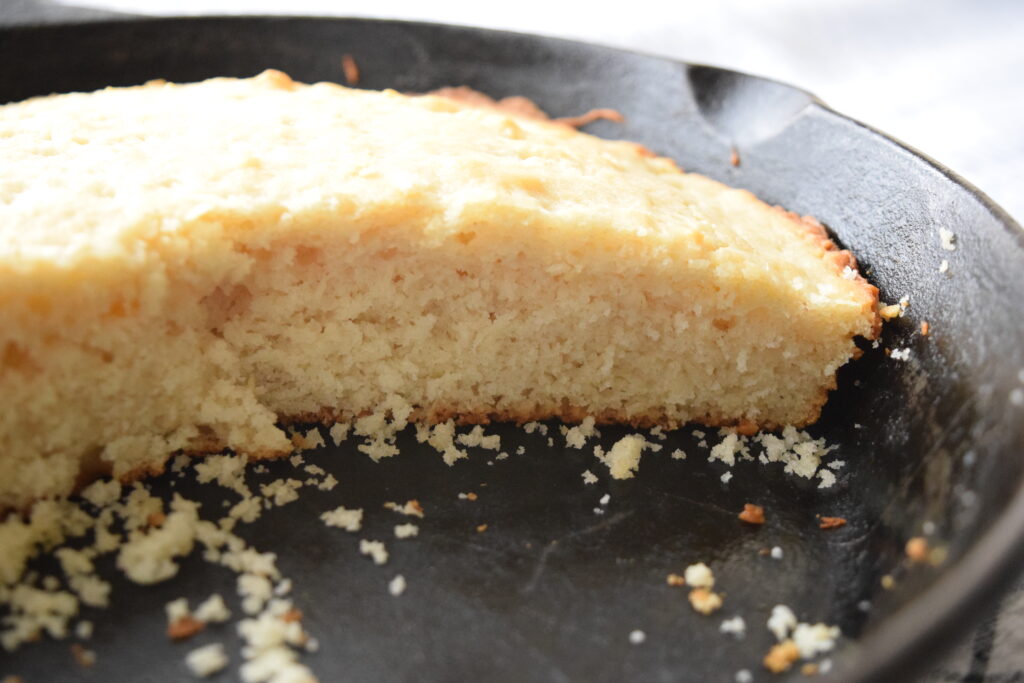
[66,0,1024,224]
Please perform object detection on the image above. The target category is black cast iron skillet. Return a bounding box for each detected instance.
[1,14,1023,683]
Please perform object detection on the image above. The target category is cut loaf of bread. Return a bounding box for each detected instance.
[0,70,878,509]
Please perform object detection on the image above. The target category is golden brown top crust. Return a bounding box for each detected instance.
[0,69,878,343]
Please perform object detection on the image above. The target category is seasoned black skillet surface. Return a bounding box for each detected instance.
[1,15,1023,683]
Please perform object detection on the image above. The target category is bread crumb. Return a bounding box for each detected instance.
[881,574,895,590]
[598,435,648,479]
[768,604,798,641]
[801,662,819,675]
[194,594,231,623]
[920,321,930,336]
[581,470,598,485]
[476,524,488,533]
[70,642,96,667]
[684,563,714,588]
[458,492,478,501]
[599,493,610,506]
[629,629,646,644]
[383,500,425,518]
[719,616,746,639]
[359,540,388,565]
[817,469,837,489]
[792,622,840,658]
[167,615,205,641]
[688,588,723,615]
[878,304,902,321]
[720,472,733,483]
[564,417,598,449]
[394,523,419,539]
[280,608,303,623]
[388,575,406,597]
[818,516,846,530]
[666,573,686,587]
[738,503,765,525]
[905,537,929,563]
[260,479,303,507]
[671,449,686,460]
[75,620,93,639]
[735,670,753,683]
[185,642,229,677]
[939,227,957,251]
[939,259,950,273]
[328,422,350,446]
[320,506,363,532]
[763,640,800,673]
[340,54,360,85]
[729,147,740,167]
[770,546,784,560]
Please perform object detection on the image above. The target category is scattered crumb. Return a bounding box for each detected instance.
[768,605,797,641]
[763,640,800,673]
[735,670,753,683]
[770,546,784,560]
[75,620,93,640]
[328,422,350,446]
[383,500,425,518]
[939,227,957,251]
[359,540,388,565]
[939,259,949,273]
[458,491,478,501]
[720,472,733,483]
[320,506,363,532]
[581,470,598,485]
[598,435,648,479]
[738,503,765,525]
[818,516,847,530]
[817,469,837,489]
[890,348,911,361]
[905,537,929,563]
[881,574,895,590]
[194,594,231,623]
[1011,388,1024,407]
[280,608,303,623]
[719,616,746,639]
[688,588,723,615]
[729,147,740,167]
[476,524,488,533]
[684,563,714,588]
[388,575,406,597]
[929,545,949,567]
[599,494,610,506]
[185,642,229,678]
[564,417,598,449]
[70,642,96,668]
[629,629,646,644]
[792,622,840,658]
[340,54,360,85]
[920,321,930,336]
[801,662,819,675]
[670,449,686,460]
[666,573,686,587]
[167,615,205,641]
[879,304,902,321]
[394,523,419,539]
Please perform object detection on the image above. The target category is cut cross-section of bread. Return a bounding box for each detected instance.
[0,70,879,509]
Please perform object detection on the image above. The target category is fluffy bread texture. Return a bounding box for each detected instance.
[0,70,878,509]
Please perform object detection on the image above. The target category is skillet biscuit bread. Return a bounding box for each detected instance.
[0,70,879,509]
